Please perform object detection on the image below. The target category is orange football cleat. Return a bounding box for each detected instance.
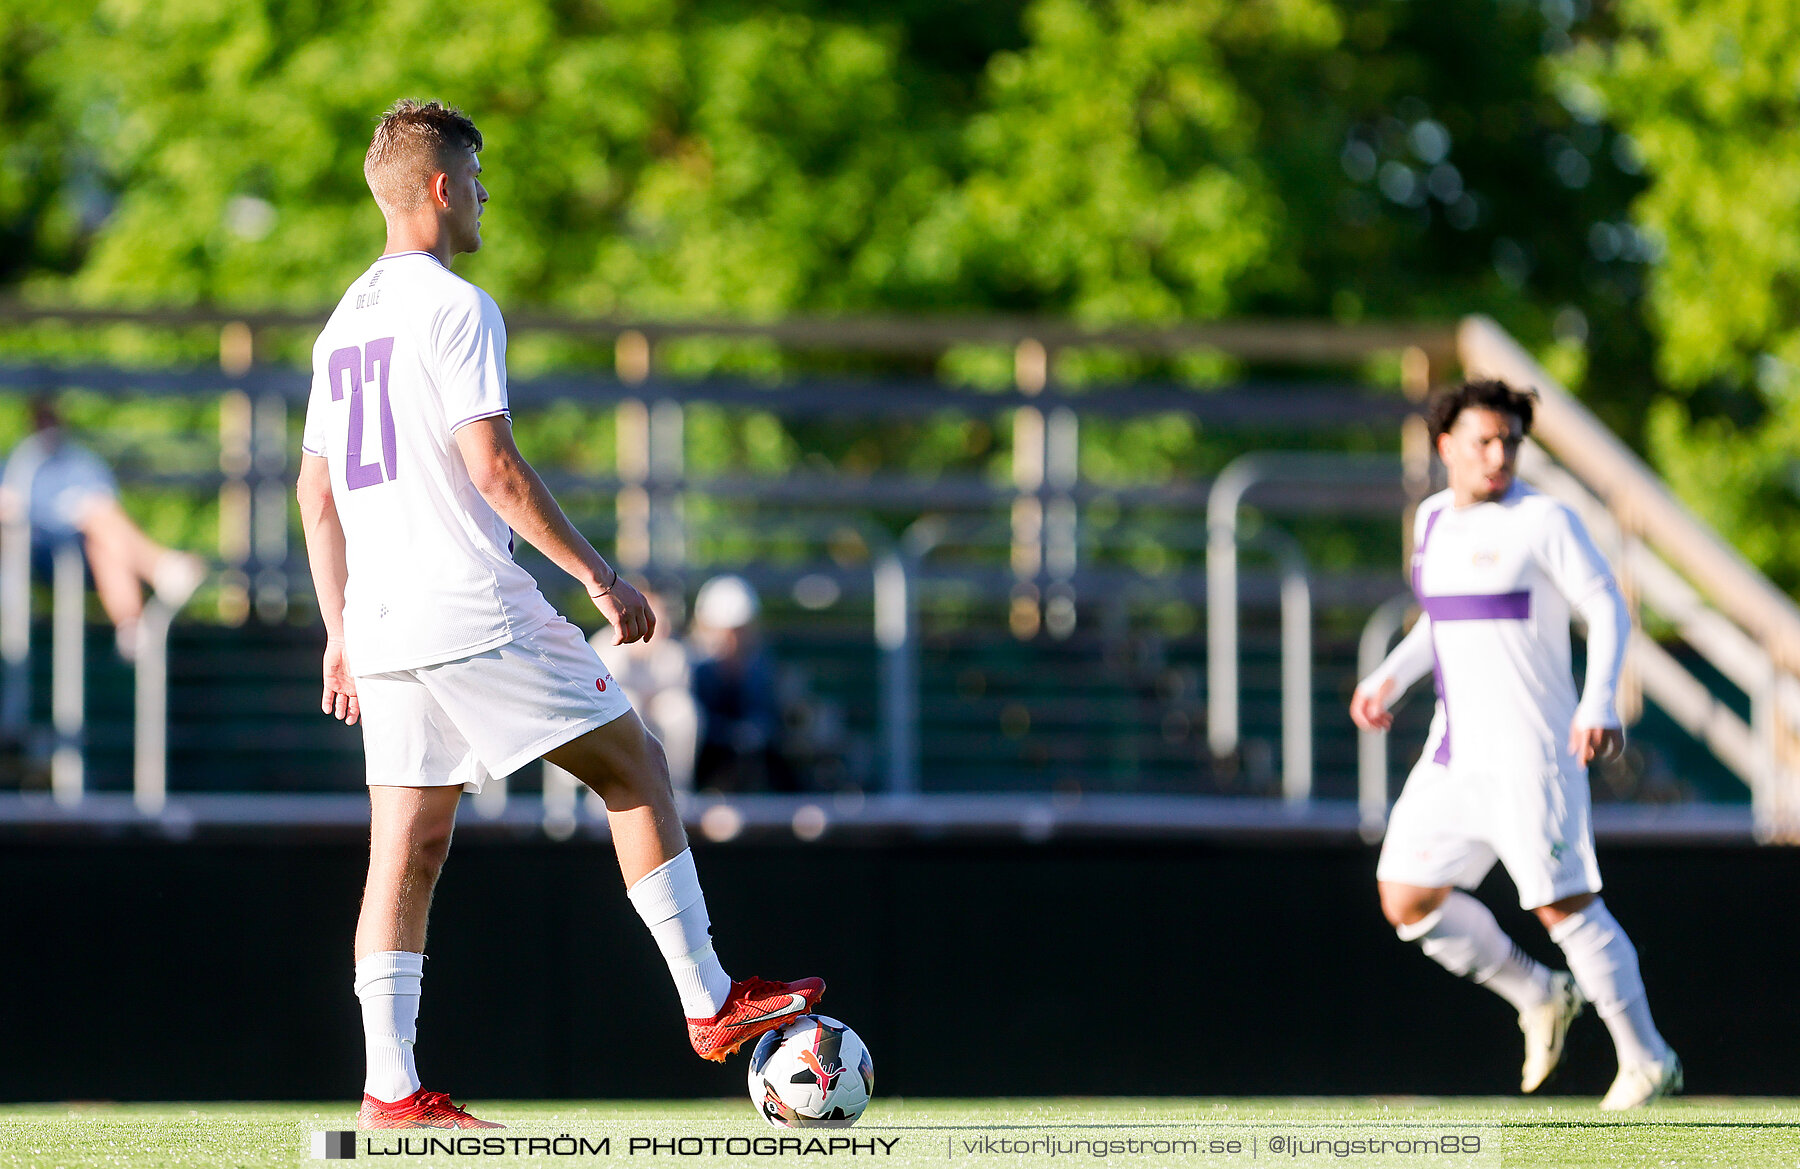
[357,1088,505,1130]
[688,975,826,1062]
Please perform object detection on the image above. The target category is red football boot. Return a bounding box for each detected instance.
[687,975,826,1062]
[356,1088,506,1129]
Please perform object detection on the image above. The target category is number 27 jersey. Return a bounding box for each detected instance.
[302,251,556,675]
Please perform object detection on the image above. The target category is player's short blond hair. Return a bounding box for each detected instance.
[363,99,483,215]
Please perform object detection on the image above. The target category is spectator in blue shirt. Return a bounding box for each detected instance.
[1,398,206,659]
[689,574,795,792]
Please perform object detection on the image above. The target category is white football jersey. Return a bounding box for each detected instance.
[1410,481,1615,774]
[302,251,557,675]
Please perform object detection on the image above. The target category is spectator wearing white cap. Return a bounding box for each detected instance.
[689,574,794,792]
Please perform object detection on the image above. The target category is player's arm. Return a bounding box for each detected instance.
[453,416,653,645]
[1350,613,1433,732]
[297,452,358,725]
[1570,583,1629,764]
[1537,503,1628,764]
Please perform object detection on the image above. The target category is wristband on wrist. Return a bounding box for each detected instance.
[590,564,619,599]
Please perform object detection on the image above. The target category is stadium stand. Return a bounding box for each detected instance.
[0,308,1785,840]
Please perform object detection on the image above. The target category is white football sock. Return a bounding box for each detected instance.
[1397,890,1554,1014]
[627,849,732,1019]
[1550,899,1668,1067]
[355,951,423,1103]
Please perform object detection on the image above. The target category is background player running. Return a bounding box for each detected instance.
[297,99,822,1131]
[1350,379,1680,1109]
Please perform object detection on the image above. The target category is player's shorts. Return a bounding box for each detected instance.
[1375,752,1603,910]
[355,617,633,792]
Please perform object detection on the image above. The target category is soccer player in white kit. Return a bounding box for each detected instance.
[297,100,823,1130]
[1350,380,1681,1109]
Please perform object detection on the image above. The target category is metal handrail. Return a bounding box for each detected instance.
[1205,451,1402,760]
[1462,317,1800,668]
[50,541,84,803]
[1460,315,1800,839]
[0,300,1457,367]
[529,516,929,827]
[1245,527,1313,802]
[0,439,184,812]
[132,599,176,815]
[0,438,48,736]
[1356,593,1415,839]
[1,441,91,803]
[1517,443,1786,822]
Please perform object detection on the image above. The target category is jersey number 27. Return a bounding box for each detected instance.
[327,338,398,491]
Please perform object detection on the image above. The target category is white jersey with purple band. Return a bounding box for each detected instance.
[1367,480,1629,908]
[1410,481,1621,777]
[303,251,557,676]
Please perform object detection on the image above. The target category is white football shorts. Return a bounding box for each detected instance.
[355,617,633,792]
[1375,754,1603,910]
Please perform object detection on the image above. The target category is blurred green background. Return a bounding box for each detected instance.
[0,0,1793,587]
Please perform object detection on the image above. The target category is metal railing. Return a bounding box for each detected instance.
[1,306,1793,843]
[0,466,180,813]
[1452,316,1800,840]
[530,516,927,828]
[1356,593,1414,839]
[1205,451,1404,801]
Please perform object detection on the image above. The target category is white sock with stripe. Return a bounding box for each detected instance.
[1397,890,1554,1014]
[628,849,732,1019]
[355,951,423,1104]
[1550,899,1669,1067]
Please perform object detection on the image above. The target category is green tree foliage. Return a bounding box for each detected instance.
[0,0,84,286]
[6,0,1655,374]
[0,0,1328,325]
[895,0,1340,322]
[0,0,1676,557]
[1572,0,1800,586]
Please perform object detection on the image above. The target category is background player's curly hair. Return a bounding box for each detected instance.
[363,100,483,215]
[1426,379,1538,444]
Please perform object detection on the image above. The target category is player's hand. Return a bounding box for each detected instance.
[591,574,656,645]
[1349,678,1396,731]
[322,638,359,726]
[1569,722,1624,766]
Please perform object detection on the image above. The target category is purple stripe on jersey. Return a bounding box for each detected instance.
[1420,591,1532,621]
[450,408,510,432]
[1431,649,1451,766]
[1410,508,1444,599]
[1413,508,1450,764]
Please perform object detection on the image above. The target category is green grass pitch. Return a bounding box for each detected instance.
[2,1098,1796,1168]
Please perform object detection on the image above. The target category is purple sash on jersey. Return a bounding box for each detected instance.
[1420,591,1531,621]
[1411,510,1453,766]
[1409,509,1442,600]
[1410,509,1537,766]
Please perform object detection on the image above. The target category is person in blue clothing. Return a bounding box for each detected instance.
[1,397,205,658]
[689,574,795,792]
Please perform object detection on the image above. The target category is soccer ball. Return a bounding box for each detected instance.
[747,1014,873,1129]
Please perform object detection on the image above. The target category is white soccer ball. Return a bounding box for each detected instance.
[746,1014,873,1129]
